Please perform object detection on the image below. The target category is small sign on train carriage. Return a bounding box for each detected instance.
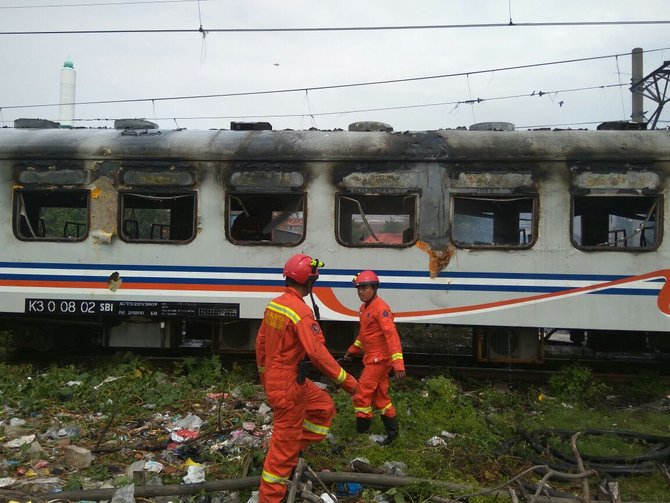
[25,298,239,319]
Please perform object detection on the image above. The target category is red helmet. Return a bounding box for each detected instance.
[283,254,323,285]
[353,270,379,287]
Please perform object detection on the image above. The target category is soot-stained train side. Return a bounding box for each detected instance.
[1,119,669,362]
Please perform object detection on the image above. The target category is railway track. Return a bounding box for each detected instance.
[400,348,670,382]
[7,341,670,386]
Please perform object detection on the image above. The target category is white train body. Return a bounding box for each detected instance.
[0,121,668,359]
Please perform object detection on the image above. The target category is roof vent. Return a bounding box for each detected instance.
[14,118,60,129]
[230,121,272,131]
[597,121,646,131]
[348,121,393,132]
[469,121,515,131]
[114,119,159,130]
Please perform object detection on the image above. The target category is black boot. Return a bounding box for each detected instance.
[355,417,372,433]
[380,415,399,445]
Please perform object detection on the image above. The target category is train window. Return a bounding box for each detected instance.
[451,195,536,248]
[227,192,305,245]
[571,195,661,250]
[119,191,197,243]
[13,189,89,242]
[336,193,418,247]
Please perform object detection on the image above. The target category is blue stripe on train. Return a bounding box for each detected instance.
[0,274,658,296]
[0,260,662,283]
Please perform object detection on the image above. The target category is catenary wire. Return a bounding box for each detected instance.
[2,48,666,111]
[0,83,630,130]
[54,83,627,123]
[2,20,670,35]
[0,0,214,8]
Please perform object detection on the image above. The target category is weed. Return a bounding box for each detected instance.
[0,330,16,360]
[624,370,669,401]
[62,477,83,491]
[424,374,459,400]
[360,487,383,502]
[173,355,225,387]
[391,482,444,503]
[541,429,647,459]
[622,473,670,501]
[112,475,132,487]
[547,364,611,404]
[81,463,113,482]
[475,384,521,411]
[232,382,258,399]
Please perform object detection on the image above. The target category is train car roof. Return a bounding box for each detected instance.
[1,125,669,162]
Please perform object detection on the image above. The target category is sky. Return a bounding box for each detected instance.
[0,0,668,132]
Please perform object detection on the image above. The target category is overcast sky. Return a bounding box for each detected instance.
[0,0,668,132]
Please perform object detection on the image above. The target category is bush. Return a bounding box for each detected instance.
[548,365,611,404]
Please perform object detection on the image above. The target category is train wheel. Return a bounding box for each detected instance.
[646,332,670,352]
[569,330,586,345]
[586,330,646,352]
[474,326,543,363]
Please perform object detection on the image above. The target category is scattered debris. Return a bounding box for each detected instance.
[0,376,274,501]
[1,359,668,503]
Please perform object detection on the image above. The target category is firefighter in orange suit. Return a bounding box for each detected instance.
[344,270,406,445]
[256,254,358,503]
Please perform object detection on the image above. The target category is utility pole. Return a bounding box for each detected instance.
[630,48,644,125]
[630,49,670,130]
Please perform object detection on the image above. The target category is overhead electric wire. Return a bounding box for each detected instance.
[59,83,627,124]
[517,121,606,129]
[2,20,670,35]
[0,82,630,131]
[0,0,212,8]
[2,48,667,111]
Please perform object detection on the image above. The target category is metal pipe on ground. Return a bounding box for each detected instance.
[15,472,654,503]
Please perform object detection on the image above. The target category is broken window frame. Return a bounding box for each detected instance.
[335,191,419,248]
[13,188,89,242]
[571,193,662,251]
[450,193,538,249]
[226,191,306,246]
[119,190,197,244]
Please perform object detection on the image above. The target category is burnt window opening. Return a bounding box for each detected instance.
[337,193,418,247]
[572,195,661,250]
[120,191,197,243]
[451,195,536,248]
[227,193,305,245]
[14,189,89,241]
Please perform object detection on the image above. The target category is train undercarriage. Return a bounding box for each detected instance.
[2,315,669,365]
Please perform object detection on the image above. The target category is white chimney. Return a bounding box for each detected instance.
[59,59,76,128]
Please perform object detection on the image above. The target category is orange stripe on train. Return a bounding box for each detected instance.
[316,270,670,318]
[0,280,284,293]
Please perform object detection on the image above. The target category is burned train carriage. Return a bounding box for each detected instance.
[0,120,669,362]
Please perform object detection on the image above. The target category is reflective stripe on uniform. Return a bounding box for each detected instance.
[303,419,329,436]
[391,352,403,362]
[379,402,393,415]
[262,469,289,485]
[354,405,373,415]
[353,340,363,349]
[335,368,347,384]
[267,301,302,324]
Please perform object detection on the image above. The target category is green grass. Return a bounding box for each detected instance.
[0,359,668,502]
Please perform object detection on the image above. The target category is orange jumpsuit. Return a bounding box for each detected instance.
[256,286,357,503]
[346,295,405,419]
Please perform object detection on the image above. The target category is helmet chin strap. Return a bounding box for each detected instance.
[307,259,323,320]
[298,280,321,384]
[308,280,321,321]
